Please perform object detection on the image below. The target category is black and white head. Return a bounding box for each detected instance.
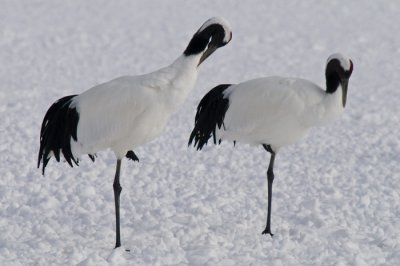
[184,17,232,66]
[325,53,353,107]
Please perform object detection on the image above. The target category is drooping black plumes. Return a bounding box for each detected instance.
[188,84,232,150]
[38,95,79,175]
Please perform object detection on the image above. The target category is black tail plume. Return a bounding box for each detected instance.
[38,95,79,175]
[188,84,231,150]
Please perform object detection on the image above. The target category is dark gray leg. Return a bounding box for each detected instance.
[113,159,122,248]
[262,145,276,236]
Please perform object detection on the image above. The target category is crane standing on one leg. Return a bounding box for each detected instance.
[38,17,232,248]
[189,54,353,236]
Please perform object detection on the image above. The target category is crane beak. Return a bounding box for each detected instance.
[341,79,349,107]
[198,44,218,66]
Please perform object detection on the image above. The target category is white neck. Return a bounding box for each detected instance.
[155,53,201,111]
[305,84,345,127]
[320,85,345,124]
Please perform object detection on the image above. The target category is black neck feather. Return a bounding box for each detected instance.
[326,72,340,94]
[184,34,210,56]
[184,24,225,56]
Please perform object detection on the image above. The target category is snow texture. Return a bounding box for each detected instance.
[1,0,399,265]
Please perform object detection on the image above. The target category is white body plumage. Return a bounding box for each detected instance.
[220,76,345,150]
[39,16,232,169]
[71,55,199,159]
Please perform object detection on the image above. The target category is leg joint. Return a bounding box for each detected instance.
[113,181,122,193]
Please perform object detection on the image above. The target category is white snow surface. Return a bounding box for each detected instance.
[1,0,399,265]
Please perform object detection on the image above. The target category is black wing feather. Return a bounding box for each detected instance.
[188,84,232,150]
[38,95,79,175]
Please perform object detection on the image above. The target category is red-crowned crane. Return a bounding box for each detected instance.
[38,17,232,248]
[189,54,353,236]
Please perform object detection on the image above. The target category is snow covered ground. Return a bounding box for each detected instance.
[1,0,400,265]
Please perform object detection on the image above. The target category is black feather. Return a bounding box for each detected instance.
[184,24,227,56]
[38,95,79,175]
[188,84,232,150]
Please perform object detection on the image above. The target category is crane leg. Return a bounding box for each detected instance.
[126,150,139,162]
[113,159,122,248]
[262,144,275,236]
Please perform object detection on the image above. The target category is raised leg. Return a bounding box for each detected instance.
[126,150,139,162]
[262,144,276,236]
[113,159,122,248]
